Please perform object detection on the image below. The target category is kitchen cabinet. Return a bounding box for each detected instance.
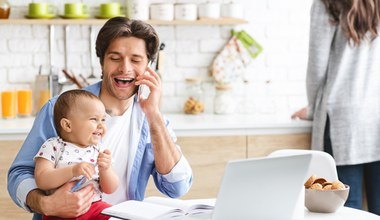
[145,133,311,199]
[0,18,247,25]
[0,140,33,220]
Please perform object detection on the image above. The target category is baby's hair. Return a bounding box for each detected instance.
[53,89,100,136]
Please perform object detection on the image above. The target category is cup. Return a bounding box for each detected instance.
[64,3,88,16]
[1,89,17,119]
[28,3,55,16]
[99,2,121,16]
[17,88,32,117]
[198,3,220,19]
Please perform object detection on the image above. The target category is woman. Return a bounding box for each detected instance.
[292,0,380,215]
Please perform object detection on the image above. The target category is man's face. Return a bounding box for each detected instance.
[101,37,149,101]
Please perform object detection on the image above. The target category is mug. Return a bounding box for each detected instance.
[198,3,220,19]
[99,2,121,16]
[150,3,174,21]
[174,4,197,21]
[28,3,55,16]
[64,3,88,16]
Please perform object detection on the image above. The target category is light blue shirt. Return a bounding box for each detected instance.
[7,82,193,220]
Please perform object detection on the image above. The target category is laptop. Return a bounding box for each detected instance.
[203,154,311,220]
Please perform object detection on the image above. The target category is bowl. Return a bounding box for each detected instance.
[305,185,350,213]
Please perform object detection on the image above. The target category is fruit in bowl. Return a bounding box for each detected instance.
[304,175,350,213]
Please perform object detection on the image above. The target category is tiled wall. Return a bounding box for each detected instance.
[0,0,312,117]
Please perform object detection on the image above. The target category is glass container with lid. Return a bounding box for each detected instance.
[214,84,235,114]
[183,77,204,114]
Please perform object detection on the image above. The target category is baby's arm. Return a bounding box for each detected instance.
[35,158,95,190]
[97,149,119,194]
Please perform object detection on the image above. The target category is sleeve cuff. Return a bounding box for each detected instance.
[16,178,38,212]
[161,155,192,182]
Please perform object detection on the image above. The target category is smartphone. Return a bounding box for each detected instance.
[137,61,153,101]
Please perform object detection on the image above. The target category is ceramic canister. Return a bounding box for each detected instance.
[221,3,243,19]
[125,0,149,20]
[174,3,197,21]
[150,3,174,21]
[198,2,220,19]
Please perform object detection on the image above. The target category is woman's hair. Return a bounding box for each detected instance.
[322,0,380,45]
[96,17,160,65]
[54,89,100,136]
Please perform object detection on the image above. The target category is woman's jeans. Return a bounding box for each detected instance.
[324,116,380,215]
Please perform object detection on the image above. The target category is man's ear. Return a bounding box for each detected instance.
[60,118,72,132]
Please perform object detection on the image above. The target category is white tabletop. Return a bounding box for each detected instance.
[110,207,379,220]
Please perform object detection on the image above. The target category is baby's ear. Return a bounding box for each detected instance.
[60,118,72,132]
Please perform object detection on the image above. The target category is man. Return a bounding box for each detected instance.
[8,17,193,219]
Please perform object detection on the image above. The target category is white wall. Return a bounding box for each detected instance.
[0,0,313,117]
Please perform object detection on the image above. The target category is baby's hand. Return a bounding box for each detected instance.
[72,162,95,180]
[97,149,112,172]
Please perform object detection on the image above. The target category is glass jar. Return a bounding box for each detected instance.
[0,0,11,19]
[214,84,235,114]
[183,77,204,114]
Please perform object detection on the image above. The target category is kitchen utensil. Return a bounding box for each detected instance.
[155,43,165,75]
[88,26,97,80]
[62,69,84,89]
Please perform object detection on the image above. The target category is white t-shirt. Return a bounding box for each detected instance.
[102,105,133,204]
[34,137,103,201]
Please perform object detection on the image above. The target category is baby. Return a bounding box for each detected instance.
[34,89,119,220]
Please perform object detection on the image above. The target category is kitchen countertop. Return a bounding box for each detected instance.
[0,114,312,140]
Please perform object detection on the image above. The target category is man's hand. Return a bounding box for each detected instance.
[39,181,95,217]
[72,162,95,180]
[135,66,162,116]
[97,149,112,172]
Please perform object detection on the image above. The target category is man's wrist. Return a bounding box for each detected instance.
[26,189,48,215]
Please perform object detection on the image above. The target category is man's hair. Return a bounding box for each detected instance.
[96,17,160,65]
[53,89,100,136]
[322,0,380,45]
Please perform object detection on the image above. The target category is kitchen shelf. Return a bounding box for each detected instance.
[0,18,247,25]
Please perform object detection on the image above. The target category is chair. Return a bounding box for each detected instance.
[268,149,338,182]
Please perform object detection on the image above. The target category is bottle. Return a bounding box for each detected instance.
[183,77,204,114]
[214,84,235,114]
[0,0,10,19]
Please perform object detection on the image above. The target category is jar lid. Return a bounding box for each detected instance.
[185,77,202,83]
[215,84,232,90]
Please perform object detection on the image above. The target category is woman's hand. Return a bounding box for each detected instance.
[291,107,309,120]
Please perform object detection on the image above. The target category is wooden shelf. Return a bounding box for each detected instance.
[0,18,247,26]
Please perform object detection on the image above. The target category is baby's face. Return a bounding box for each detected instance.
[67,97,107,147]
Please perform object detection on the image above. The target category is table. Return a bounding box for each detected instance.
[110,206,379,220]
[302,207,380,219]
